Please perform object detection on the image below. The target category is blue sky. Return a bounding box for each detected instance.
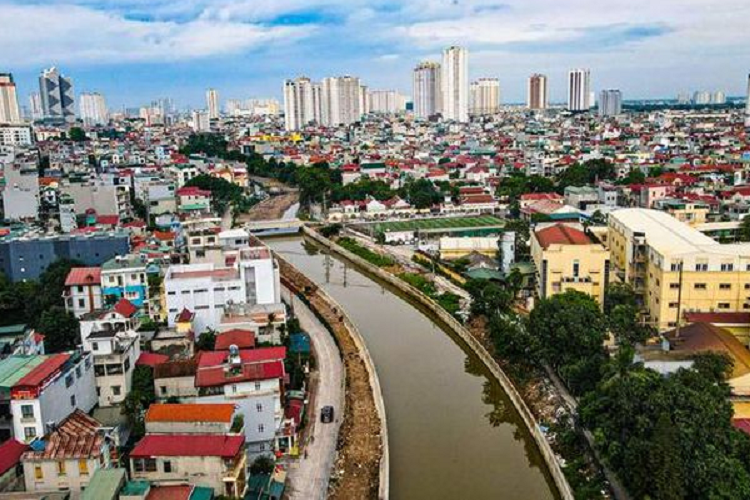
[1,0,749,109]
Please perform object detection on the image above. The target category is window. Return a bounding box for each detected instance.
[572,260,580,278]
[718,303,731,309]
[24,427,36,440]
[57,461,66,476]
[112,386,121,396]
[695,263,708,272]
[70,395,76,407]
[34,465,43,480]
[256,403,263,412]
[160,386,167,395]
[254,382,261,391]
[258,424,265,433]
[79,459,88,476]
[124,358,131,372]
[669,302,679,308]
[21,404,34,419]
[670,283,680,289]
[92,342,98,351]
[163,460,172,473]
[720,284,732,290]
[694,283,707,290]
[722,263,734,272]
[65,374,74,388]
[78,298,85,308]
[76,366,81,378]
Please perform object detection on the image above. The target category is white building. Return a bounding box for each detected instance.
[28,92,43,121]
[9,352,97,443]
[320,76,362,126]
[442,46,469,122]
[79,92,108,126]
[283,77,316,131]
[0,73,21,124]
[527,74,548,110]
[470,78,500,116]
[206,88,219,120]
[745,73,750,128]
[413,61,441,119]
[63,267,103,318]
[693,90,711,105]
[368,90,404,114]
[567,68,591,111]
[0,125,33,146]
[599,89,623,117]
[191,110,210,132]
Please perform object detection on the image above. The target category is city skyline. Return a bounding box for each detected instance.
[1,0,750,108]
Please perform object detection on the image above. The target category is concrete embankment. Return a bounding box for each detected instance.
[278,255,389,500]
[302,226,574,500]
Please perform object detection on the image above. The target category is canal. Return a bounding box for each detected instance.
[268,237,557,500]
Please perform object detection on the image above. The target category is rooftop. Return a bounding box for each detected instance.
[130,434,244,458]
[64,267,102,287]
[81,468,126,500]
[535,224,593,249]
[145,403,235,424]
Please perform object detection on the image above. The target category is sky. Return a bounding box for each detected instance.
[1,0,750,109]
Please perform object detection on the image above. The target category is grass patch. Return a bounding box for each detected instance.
[337,237,396,268]
[398,272,462,318]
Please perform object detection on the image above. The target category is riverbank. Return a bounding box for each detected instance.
[302,226,574,500]
[278,255,388,500]
[236,192,299,223]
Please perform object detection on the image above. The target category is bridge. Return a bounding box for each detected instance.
[245,219,305,236]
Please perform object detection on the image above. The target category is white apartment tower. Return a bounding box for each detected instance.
[79,92,108,126]
[442,46,469,122]
[567,68,591,111]
[368,90,404,114]
[39,67,75,123]
[206,88,219,120]
[598,89,623,117]
[745,73,750,128]
[28,93,43,121]
[527,74,548,110]
[0,73,21,124]
[320,76,361,127]
[283,77,316,131]
[413,61,441,119]
[470,78,500,116]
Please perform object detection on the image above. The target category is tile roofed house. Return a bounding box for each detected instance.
[146,403,235,424]
[534,224,593,249]
[214,329,256,350]
[64,267,102,286]
[132,434,245,457]
[0,438,28,488]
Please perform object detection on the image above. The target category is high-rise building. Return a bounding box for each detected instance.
[413,61,441,119]
[368,90,404,114]
[283,77,316,131]
[693,91,711,105]
[206,88,219,119]
[745,74,750,128]
[320,76,362,127]
[442,46,469,122]
[677,92,691,105]
[567,68,591,111]
[469,78,500,116]
[38,67,75,123]
[712,91,726,105]
[191,110,210,132]
[0,73,21,124]
[79,92,108,126]
[527,74,548,110]
[28,93,43,121]
[598,89,622,117]
[359,84,369,116]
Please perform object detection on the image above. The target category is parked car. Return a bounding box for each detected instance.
[321,405,334,423]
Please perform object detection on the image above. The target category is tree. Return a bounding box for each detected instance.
[465,279,513,318]
[399,178,442,209]
[603,283,639,315]
[195,330,216,351]
[740,216,750,242]
[68,127,87,142]
[249,455,275,475]
[37,307,80,353]
[121,365,156,438]
[529,291,608,394]
[488,313,537,364]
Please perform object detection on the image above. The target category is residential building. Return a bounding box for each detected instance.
[608,208,750,330]
[60,181,131,219]
[21,410,113,494]
[28,92,42,121]
[413,61,441,119]
[745,73,750,128]
[527,74,548,110]
[320,76,361,126]
[100,255,149,309]
[0,125,33,146]
[144,403,237,435]
[0,438,27,491]
[470,78,500,116]
[129,434,246,497]
[654,199,709,226]
[80,468,127,500]
[153,358,199,401]
[176,186,211,215]
[531,223,610,304]
[442,46,469,122]
[38,67,75,123]
[63,267,103,318]
[8,352,97,442]
[693,90,711,105]
[599,89,623,117]
[567,68,591,111]
[206,88,219,120]
[283,77,316,131]
[0,73,21,124]
[191,111,210,132]
[79,92,108,126]
[368,90,404,114]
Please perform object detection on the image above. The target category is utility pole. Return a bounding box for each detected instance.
[675,260,684,339]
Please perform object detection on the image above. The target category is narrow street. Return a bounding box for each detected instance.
[282,287,344,500]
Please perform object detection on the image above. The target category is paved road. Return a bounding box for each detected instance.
[282,287,344,500]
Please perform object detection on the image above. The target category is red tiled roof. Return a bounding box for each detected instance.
[195,360,284,387]
[0,439,28,475]
[176,308,194,323]
[146,403,235,423]
[519,192,563,201]
[130,434,244,458]
[215,329,256,350]
[65,267,101,286]
[197,347,286,368]
[137,352,169,367]
[146,485,192,500]
[685,312,750,325]
[22,410,104,460]
[535,224,592,249]
[14,353,70,390]
[113,298,138,318]
[177,186,211,197]
[733,419,750,436]
[96,214,120,226]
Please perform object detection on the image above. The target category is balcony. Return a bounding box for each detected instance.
[561,276,593,284]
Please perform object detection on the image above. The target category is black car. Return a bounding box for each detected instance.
[321,405,334,423]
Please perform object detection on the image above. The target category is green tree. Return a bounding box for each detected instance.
[37,306,80,353]
[195,330,216,351]
[68,127,87,142]
[488,313,537,364]
[249,455,275,475]
[740,216,750,243]
[399,178,442,209]
[465,279,513,318]
[121,365,156,438]
[603,282,639,314]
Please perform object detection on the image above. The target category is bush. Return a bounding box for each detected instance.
[337,237,396,267]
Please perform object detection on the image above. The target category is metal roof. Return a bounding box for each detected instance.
[0,355,46,390]
[81,468,126,500]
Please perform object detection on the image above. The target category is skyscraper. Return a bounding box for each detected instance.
[413,61,441,119]
[206,88,219,119]
[28,93,43,121]
[442,46,469,122]
[567,68,591,112]
[693,91,711,105]
[79,92,108,126]
[368,90,404,114]
[0,73,21,124]
[469,78,500,116]
[527,74,548,110]
[283,77,316,131]
[598,89,623,117]
[745,74,750,128]
[320,76,362,127]
[712,91,726,105]
[38,67,75,123]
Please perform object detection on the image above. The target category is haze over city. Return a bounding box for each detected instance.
[2,0,750,107]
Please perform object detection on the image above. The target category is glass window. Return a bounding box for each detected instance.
[21,404,34,419]
[163,460,172,473]
[24,427,37,440]
[112,386,121,396]
[34,465,43,480]
[57,461,66,476]
[79,459,88,476]
[65,374,74,388]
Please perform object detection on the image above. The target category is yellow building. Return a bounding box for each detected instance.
[530,223,611,304]
[608,208,750,331]
[438,236,498,260]
[655,199,709,226]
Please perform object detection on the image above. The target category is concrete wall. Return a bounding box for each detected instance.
[303,226,573,500]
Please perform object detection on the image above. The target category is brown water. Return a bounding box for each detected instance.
[269,237,557,500]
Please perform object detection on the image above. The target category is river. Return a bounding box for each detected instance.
[268,237,557,500]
